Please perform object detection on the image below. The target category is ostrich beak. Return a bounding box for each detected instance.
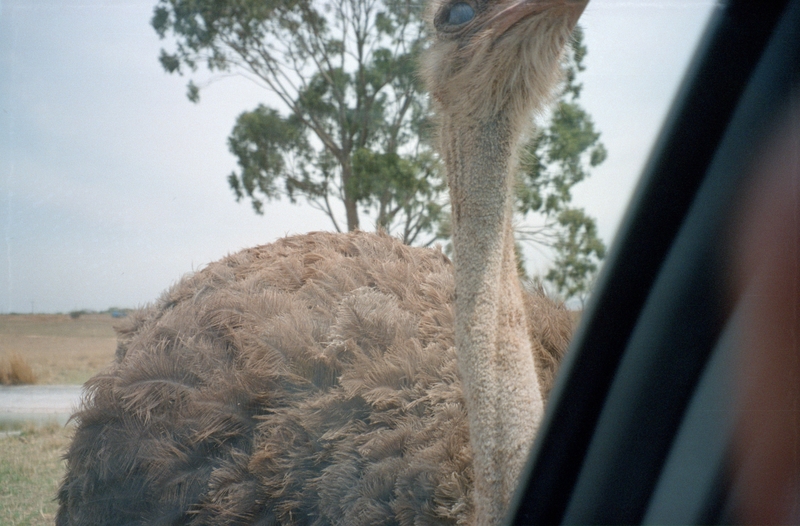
[491,0,589,37]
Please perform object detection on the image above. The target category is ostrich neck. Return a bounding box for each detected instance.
[443,115,544,525]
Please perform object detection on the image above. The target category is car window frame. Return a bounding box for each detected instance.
[510,1,800,523]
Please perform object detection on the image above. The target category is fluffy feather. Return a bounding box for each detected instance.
[57,231,570,525]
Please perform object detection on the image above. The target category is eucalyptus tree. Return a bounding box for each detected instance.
[517,27,607,301]
[153,1,606,298]
[153,0,440,243]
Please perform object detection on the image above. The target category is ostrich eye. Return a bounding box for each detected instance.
[445,2,475,26]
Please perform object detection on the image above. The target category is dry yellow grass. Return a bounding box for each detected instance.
[0,314,118,385]
[0,353,37,385]
[0,314,118,522]
[0,423,72,525]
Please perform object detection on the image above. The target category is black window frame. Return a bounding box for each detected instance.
[511,1,800,523]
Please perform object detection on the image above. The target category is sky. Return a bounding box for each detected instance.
[0,0,717,314]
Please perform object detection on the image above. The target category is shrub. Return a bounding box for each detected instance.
[0,353,37,385]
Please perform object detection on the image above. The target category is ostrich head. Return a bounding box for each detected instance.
[422,0,588,123]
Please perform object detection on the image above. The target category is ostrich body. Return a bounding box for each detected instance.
[57,0,586,524]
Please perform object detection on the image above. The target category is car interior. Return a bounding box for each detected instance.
[510,1,800,523]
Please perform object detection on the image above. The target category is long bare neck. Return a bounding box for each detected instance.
[443,114,543,525]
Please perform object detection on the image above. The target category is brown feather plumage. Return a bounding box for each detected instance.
[57,231,570,525]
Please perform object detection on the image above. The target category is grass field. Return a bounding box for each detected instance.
[0,423,72,525]
[0,314,118,385]
[0,314,118,523]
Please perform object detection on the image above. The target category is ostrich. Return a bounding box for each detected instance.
[57,0,587,524]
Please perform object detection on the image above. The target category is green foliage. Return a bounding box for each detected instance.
[350,148,445,242]
[152,0,441,242]
[545,208,606,304]
[153,1,606,298]
[516,27,608,301]
[227,105,312,214]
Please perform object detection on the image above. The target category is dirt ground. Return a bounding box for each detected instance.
[0,314,119,385]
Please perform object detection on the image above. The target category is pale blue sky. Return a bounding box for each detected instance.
[0,0,717,313]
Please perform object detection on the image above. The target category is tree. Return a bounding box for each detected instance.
[152,1,606,299]
[152,0,443,245]
[544,208,606,304]
[515,27,607,301]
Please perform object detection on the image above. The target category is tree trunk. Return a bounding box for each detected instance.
[341,159,360,231]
